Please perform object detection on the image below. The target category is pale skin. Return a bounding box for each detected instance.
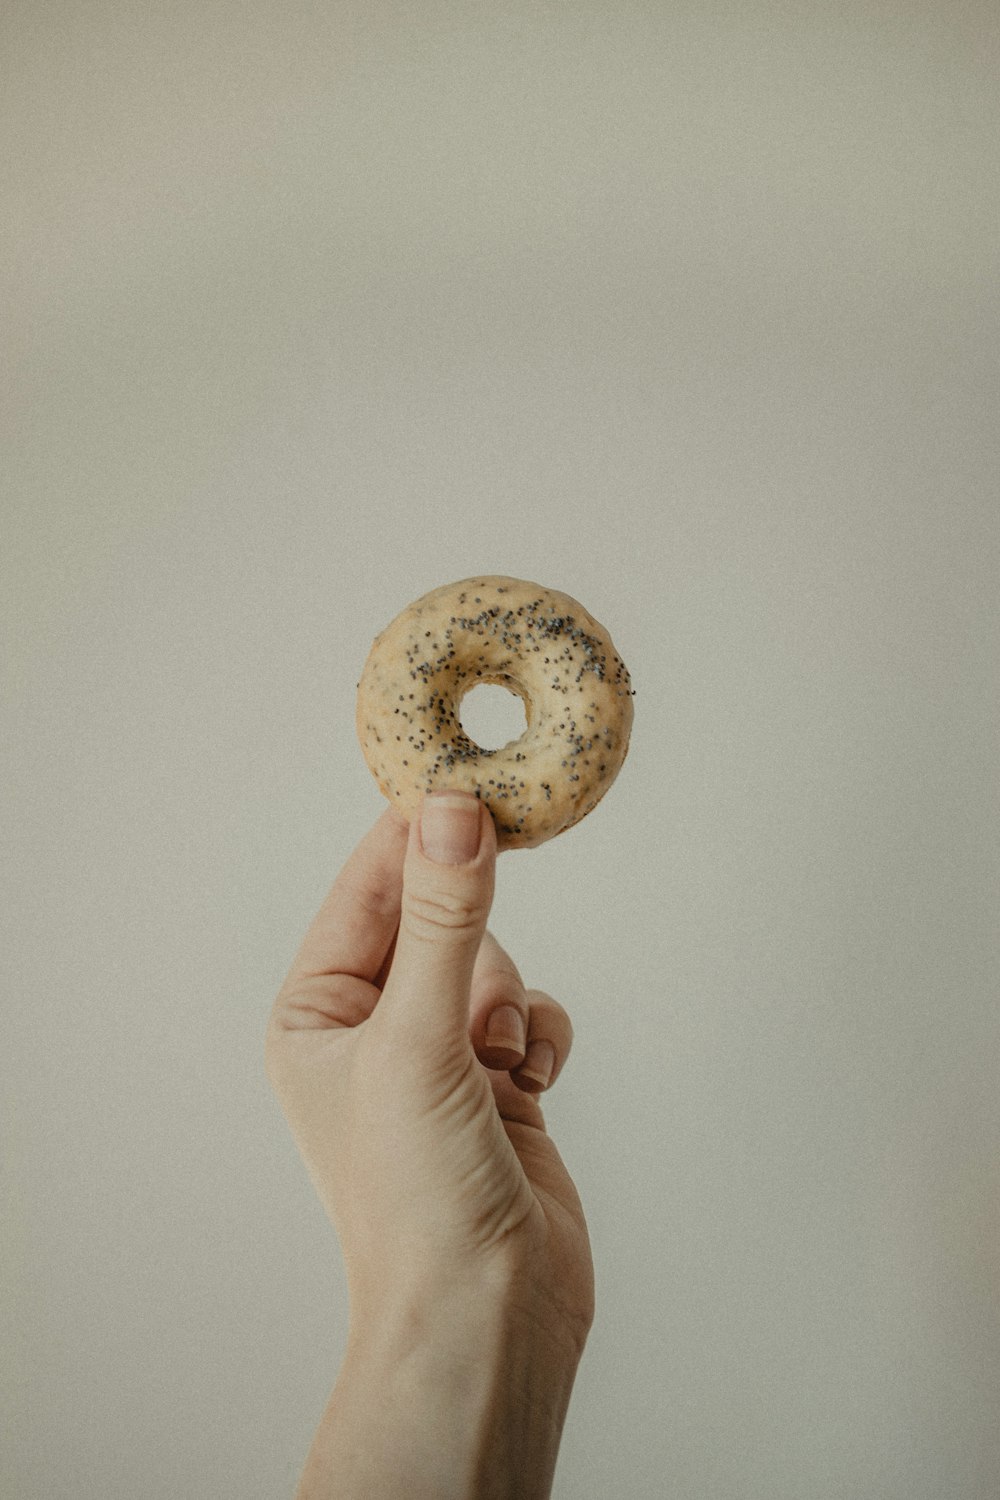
[265,789,594,1500]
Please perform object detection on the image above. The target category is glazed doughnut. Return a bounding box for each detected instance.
[355,575,634,850]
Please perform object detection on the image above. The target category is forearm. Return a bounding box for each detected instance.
[294,1292,585,1500]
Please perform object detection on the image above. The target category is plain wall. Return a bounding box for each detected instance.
[3,3,999,1496]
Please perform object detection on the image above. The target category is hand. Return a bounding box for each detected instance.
[265,791,594,1499]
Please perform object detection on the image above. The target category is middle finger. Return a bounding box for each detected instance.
[469,928,531,1069]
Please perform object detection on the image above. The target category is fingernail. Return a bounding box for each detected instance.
[519,1039,556,1090]
[420,791,482,865]
[485,1004,527,1055]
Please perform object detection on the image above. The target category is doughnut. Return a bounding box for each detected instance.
[355,575,634,850]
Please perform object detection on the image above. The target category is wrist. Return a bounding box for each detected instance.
[296,1280,586,1500]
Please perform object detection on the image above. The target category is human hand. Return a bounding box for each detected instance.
[265,791,594,1499]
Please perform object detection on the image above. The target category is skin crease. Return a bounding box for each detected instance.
[265,794,594,1500]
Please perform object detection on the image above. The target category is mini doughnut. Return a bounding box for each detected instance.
[355,575,634,850]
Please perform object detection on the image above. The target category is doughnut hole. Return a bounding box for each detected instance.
[458,682,529,752]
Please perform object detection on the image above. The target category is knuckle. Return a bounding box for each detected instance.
[355,874,400,924]
[403,883,485,938]
[478,977,524,1013]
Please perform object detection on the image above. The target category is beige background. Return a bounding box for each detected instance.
[4,3,999,1496]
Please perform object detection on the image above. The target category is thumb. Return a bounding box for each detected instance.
[380,791,497,1044]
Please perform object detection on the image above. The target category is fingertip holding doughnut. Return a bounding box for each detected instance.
[419,789,484,865]
[356,575,634,850]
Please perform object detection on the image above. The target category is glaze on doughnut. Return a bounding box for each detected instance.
[355,576,634,850]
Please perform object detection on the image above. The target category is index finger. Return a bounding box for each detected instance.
[287,806,409,986]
